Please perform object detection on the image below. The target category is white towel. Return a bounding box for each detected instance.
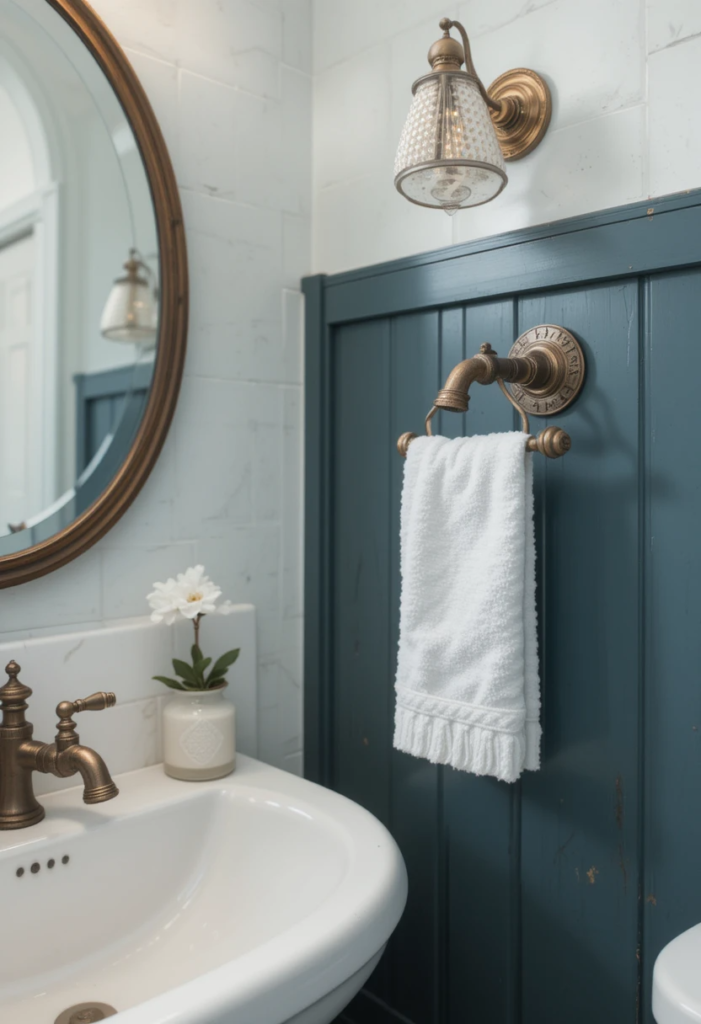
[393,432,540,783]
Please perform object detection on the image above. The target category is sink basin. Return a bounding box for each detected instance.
[0,755,407,1024]
[653,923,701,1024]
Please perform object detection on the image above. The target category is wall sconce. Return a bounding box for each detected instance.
[394,17,552,215]
[100,249,158,345]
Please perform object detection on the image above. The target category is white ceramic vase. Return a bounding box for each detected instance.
[162,684,236,781]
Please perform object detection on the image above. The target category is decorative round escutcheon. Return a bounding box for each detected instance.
[507,325,585,417]
[488,68,552,161]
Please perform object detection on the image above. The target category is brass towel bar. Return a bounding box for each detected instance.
[397,325,585,460]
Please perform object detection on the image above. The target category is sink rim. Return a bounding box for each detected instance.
[653,922,701,1024]
[0,756,408,1024]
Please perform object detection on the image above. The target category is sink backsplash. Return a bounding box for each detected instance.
[0,607,257,795]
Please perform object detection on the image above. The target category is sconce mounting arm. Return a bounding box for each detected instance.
[430,17,552,161]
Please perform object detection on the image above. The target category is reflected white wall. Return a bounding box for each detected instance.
[0,82,35,205]
[0,0,311,778]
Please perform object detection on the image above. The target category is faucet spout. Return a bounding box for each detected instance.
[20,741,119,804]
[61,746,119,804]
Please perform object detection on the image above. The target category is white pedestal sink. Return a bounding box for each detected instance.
[0,756,407,1024]
[653,923,701,1024]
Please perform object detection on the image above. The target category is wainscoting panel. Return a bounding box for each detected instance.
[305,191,701,1024]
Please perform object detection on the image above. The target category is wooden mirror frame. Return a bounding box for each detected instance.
[0,0,188,588]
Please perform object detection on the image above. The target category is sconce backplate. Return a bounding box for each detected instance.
[507,325,585,416]
[488,68,552,161]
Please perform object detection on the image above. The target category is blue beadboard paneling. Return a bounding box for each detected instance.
[304,191,701,1024]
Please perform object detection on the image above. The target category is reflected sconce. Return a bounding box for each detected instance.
[100,249,158,345]
[394,17,552,214]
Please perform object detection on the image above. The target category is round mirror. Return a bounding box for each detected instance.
[0,0,187,587]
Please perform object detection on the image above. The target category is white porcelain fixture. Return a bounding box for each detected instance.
[653,923,701,1024]
[0,756,407,1024]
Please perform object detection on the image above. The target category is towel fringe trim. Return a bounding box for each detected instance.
[394,705,540,784]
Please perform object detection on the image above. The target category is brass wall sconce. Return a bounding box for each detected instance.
[398,326,585,459]
[394,17,552,214]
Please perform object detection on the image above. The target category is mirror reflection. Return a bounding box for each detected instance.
[0,0,159,556]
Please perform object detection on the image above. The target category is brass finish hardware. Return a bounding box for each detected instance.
[397,432,419,457]
[397,325,585,460]
[488,69,552,161]
[507,325,585,415]
[54,1003,118,1024]
[0,661,119,829]
[430,19,551,162]
[0,0,188,589]
[430,19,500,113]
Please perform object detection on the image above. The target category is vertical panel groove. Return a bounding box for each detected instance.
[435,312,448,1024]
[389,315,398,1012]
[325,323,336,790]
[435,768,448,1024]
[436,313,447,1024]
[636,276,650,1023]
[509,785,523,1024]
[510,296,523,1024]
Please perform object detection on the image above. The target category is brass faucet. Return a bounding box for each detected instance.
[0,660,119,829]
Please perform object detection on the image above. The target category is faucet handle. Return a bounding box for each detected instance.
[65,692,117,715]
[55,692,117,750]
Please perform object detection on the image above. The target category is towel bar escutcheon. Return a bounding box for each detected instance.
[397,324,586,460]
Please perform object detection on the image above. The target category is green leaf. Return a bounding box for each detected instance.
[152,675,187,691]
[172,658,198,683]
[191,644,204,665]
[206,651,239,684]
[205,648,240,684]
[205,671,228,689]
[193,656,212,681]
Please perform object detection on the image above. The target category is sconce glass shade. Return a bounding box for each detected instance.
[100,251,158,344]
[394,72,507,215]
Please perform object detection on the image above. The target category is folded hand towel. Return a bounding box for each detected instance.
[393,432,540,783]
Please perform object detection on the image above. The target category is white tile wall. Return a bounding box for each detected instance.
[0,609,257,795]
[648,34,701,197]
[312,0,700,273]
[5,0,693,783]
[0,0,312,776]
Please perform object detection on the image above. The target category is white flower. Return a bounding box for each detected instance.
[147,565,232,624]
[147,575,183,625]
[173,565,222,620]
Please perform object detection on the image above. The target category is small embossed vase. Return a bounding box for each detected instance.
[162,684,235,781]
